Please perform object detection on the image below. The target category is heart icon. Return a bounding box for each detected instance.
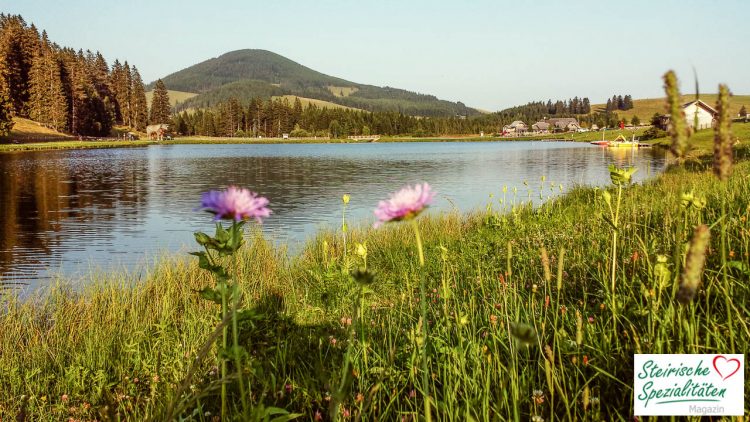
[713,355,741,381]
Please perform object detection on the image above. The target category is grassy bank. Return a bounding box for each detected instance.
[1,144,749,420]
[3,123,748,153]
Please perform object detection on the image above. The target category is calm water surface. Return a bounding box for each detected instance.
[0,141,666,291]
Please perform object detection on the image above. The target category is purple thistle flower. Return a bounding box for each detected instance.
[199,186,271,222]
[373,182,435,227]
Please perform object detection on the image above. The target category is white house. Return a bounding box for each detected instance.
[682,100,717,130]
[657,99,718,131]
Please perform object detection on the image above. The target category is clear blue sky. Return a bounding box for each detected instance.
[6,0,749,110]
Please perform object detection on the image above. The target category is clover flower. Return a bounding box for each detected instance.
[199,186,271,222]
[373,183,435,227]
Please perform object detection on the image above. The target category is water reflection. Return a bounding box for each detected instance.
[0,142,666,290]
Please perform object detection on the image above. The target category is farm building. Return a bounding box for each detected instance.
[531,121,550,133]
[503,120,527,134]
[547,117,581,132]
[655,99,718,130]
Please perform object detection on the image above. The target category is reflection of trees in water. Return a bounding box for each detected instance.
[0,152,150,280]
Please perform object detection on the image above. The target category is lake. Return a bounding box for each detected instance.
[0,141,666,291]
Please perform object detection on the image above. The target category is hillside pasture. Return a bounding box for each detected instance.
[592,94,750,121]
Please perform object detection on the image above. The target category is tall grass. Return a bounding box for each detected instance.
[2,150,750,420]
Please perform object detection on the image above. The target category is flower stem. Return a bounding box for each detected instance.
[410,219,431,422]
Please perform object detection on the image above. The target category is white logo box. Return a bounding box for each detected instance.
[634,354,744,416]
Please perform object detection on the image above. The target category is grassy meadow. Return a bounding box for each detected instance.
[591,94,750,122]
[1,132,749,420]
[145,90,199,108]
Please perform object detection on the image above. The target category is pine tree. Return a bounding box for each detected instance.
[0,92,13,136]
[130,66,148,130]
[0,15,35,116]
[582,97,591,114]
[149,79,171,125]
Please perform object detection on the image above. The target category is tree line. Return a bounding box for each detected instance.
[605,94,634,111]
[172,93,630,138]
[172,96,486,138]
[0,14,168,138]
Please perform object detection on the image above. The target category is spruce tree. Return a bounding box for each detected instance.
[149,79,171,125]
[130,66,148,130]
[0,92,13,136]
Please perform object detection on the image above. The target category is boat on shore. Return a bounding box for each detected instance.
[608,134,639,148]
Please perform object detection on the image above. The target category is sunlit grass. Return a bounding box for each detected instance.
[2,143,749,420]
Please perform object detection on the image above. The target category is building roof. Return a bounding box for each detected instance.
[509,120,526,127]
[682,99,718,116]
[532,121,550,129]
[547,117,579,128]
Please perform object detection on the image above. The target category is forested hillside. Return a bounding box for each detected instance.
[0,14,147,138]
[156,49,479,117]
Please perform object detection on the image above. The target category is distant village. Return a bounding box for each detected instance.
[499,99,722,136]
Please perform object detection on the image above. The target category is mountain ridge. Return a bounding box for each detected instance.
[150,49,480,117]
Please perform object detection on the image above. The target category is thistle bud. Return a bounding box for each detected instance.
[677,225,710,304]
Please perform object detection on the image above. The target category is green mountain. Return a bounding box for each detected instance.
[150,49,479,117]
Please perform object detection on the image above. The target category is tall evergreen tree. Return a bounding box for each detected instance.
[149,79,171,125]
[130,66,148,131]
[0,92,13,136]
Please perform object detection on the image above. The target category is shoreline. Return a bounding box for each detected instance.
[0,129,653,153]
[1,154,748,419]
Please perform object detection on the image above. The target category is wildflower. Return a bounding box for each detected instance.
[681,191,706,210]
[340,317,352,326]
[152,375,160,383]
[532,389,545,405]
[329,336,338,346]
[409,389,417,399]
[583,355,589,366]
[532,416,545,422]
[314,410,323,421]
[355,242,367,258]
[489,314,498,325]
[342,407,351,418]
[608,165,637,186]
[588,316,594,324]
[342,194,350,204]
[373,183,435,227]
[199,186,271,222]
[677,225,710,304]
[61,394,69,403]
[356,393,364,403]
[285,383,293,394]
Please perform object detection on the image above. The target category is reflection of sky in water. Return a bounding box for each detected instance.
[0,142,666,292]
